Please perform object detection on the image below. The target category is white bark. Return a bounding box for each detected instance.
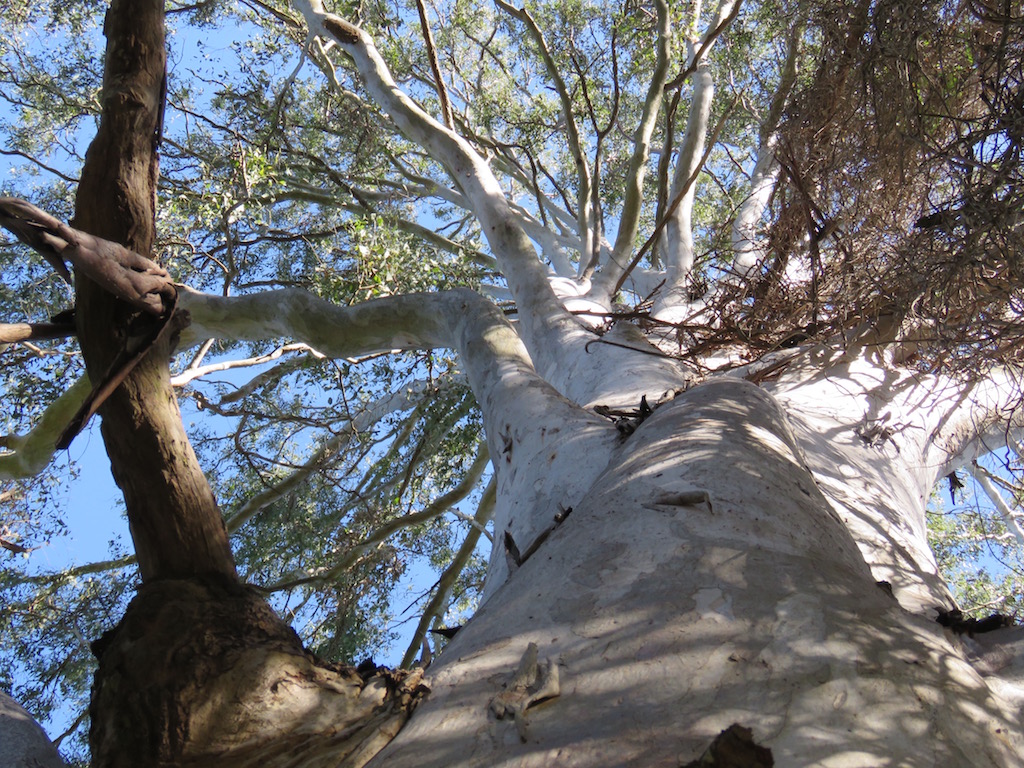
[493,0,595,265]
[653,0,737,318]
[729,4,805,280]
[730,139,778,277]
[589,0,672,303]
[294,0,586,370]
[183,278,1024,765]
[180,275,1024,767]
[283,5,702,411]
[179,285,622,591]
[369,377,1024,767]
[969,464,1024,550]
[656,65,714,313]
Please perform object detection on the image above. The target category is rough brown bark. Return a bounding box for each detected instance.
[78,7,426,765]
[89,577,427,767]
[72,0,235,582]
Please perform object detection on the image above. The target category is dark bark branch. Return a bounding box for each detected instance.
[415,0,454,129]
[0,197,174,314]
[73,0,235,582]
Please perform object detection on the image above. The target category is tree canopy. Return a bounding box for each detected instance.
[1,0,1022,761]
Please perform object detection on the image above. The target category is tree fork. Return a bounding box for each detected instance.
[89,576,428,767]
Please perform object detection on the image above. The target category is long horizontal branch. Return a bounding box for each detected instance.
[0,320,76,343]
[177,285,451,356]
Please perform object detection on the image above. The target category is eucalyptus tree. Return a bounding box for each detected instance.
[1,0,1023,765]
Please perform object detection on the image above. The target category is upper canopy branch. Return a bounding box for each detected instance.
[593,0,672,298]
[493,0,594,261]
[293,0,585,366]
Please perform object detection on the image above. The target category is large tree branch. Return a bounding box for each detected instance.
[493,0,594,262]
[178,283,622,598]
[0,377,90,480]
[293,0,587,368]
[729,7,806,279]
[71,0,236,582]
[664,0,743,91]
[654,0,740,316]
[592,0,672,300]
[969,462,1024,550]
[0,319,76,343]
[0,690,66,768]
[927,366,1024,479]
[656,72,715,310]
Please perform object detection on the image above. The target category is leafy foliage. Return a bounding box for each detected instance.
[0,0,1022,762]
[928,466,1024,620]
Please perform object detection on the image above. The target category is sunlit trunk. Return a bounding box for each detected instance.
[370,377,1023,767]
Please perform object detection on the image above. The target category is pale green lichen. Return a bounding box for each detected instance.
[0,376,90,479]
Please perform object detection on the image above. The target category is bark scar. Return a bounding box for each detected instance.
[647,489,713,514]
[504,506,574,568]
[488,642,560,742]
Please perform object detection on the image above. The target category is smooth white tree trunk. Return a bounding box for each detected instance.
[366,375,1024,767]
[170,268,1024,767]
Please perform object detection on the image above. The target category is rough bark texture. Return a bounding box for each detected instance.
[78,6,427,766]
[72,0,235,582]
[89,577,427,767]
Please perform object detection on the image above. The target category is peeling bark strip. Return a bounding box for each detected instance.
[90,577,428,768]
[488,642,560,743]
[0,196,185,446]
[0,197,174,315]
[56,290,184,450]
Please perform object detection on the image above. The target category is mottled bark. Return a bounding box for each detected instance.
[369,379,1024,768]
